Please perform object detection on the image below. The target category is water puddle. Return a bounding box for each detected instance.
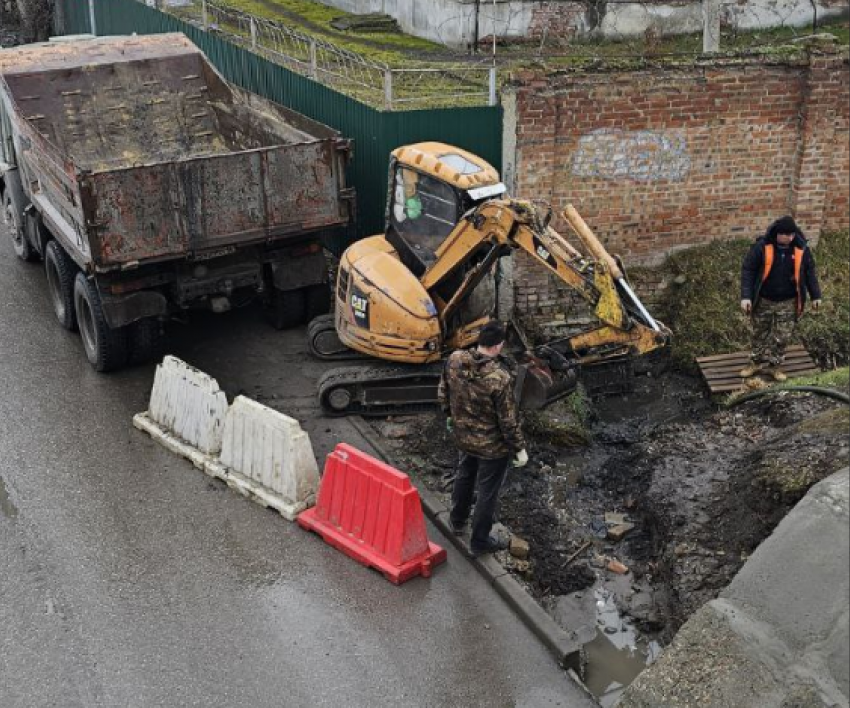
[0,475,19,520]
[582,587,662,706]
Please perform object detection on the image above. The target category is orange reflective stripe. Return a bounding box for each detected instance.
[762,244,774,282]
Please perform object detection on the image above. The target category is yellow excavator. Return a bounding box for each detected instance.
[309,142,670,415]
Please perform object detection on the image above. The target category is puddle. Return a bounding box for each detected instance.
[582,587,661,706]
[0,475,19,520]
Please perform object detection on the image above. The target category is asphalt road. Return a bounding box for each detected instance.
[0,227,596,708]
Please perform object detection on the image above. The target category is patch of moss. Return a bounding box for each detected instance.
[662,231,850,374]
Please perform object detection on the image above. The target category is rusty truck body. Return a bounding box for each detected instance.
[0,33,354,370]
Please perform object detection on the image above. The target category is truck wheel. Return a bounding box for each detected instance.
[128,318,166,366]
[3,191,37,262]
[305,283,332,322]
[267,288,306,330]
[45,240,78,331]
[73,272,128,372]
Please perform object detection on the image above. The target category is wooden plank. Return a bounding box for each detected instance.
[706,363,819,381]
[704,361,816,379]
[696,344,808,364]
[700,356,813,372]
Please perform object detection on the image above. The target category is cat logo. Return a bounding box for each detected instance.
[350,290,370,328]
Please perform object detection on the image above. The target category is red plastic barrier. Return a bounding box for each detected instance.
[297,443,447,585]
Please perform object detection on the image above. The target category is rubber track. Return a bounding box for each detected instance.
[317,363,444,417]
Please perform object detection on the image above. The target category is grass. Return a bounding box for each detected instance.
[786,367,850,390]
[196,0,445,65]
[661,230,850,374]
[724,366,850,407]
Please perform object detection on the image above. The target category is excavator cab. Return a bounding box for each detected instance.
[385,147,505,278]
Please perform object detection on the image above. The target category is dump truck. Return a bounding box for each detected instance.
[0,33,354,371]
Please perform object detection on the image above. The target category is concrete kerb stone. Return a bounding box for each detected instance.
[205,396,320,521]
[347,416,583,670]
[133,355,228,469]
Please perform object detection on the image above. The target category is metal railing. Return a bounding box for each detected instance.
[153,0,498,110]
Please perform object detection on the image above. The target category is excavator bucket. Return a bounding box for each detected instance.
[514,350,578,411]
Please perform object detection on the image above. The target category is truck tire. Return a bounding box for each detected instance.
[3,190,37,262]
[45,240,78,331]
[267,288,306,330]
[73,272,128,372]
[305,283,332,322]
[128,318,166,366]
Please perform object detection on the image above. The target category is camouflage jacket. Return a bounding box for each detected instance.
[438,349,526,460]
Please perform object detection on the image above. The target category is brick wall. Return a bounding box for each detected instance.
[503,46,850,328]
[527,2,585,41]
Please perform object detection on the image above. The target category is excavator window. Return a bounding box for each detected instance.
[389,165,462,269]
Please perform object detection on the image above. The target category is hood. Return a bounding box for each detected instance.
[764,218,808,249]
[454,349,502,380]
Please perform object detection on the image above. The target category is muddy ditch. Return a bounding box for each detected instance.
[367,371,850,704]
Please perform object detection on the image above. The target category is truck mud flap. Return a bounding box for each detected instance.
[101,289,168,328]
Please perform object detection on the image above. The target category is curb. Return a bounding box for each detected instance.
[348,416,583,672]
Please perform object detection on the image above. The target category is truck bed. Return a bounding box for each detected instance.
[0,34,351,269]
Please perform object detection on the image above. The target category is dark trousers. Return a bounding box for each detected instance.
[450,453,509,550]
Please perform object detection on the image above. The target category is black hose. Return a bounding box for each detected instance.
[727,385,850,407]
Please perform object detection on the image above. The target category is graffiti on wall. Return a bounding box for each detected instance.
[571,128,691,182]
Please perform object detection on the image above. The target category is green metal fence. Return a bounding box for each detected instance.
[58,0,503,252]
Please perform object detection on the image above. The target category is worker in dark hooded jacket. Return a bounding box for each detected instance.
[740,216,822,381]
[438,320,528,557]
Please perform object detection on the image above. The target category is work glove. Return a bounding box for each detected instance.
[812,299,822,312]
[512,449,529,468]
[446,417,454,433]
[740,299,752,315]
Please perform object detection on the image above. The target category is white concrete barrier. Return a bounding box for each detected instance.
[205,396,320,520]
[133,356,228,468]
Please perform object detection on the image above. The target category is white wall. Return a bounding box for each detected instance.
[316,0,848,49]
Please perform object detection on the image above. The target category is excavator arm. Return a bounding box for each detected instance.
[420,199,667,361]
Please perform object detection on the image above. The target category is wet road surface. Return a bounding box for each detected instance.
[0,229,596,708]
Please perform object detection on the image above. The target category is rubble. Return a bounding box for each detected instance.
[509,536,530,560]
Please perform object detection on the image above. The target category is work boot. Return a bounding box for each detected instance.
[449,518,467,536]
[739,362,764,378]
[765,366,788,383]
[470,535,509,557]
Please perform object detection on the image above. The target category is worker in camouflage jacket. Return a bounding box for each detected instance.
[438,320,528,557]
[740,216,822,382]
